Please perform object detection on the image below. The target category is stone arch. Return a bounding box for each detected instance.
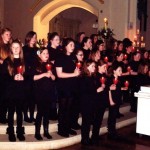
[33,0,99,39]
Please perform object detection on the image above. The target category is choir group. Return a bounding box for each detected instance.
[0,28,150,146]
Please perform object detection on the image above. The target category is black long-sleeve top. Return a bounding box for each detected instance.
[32,61,56,101]
[95,73,109,105]
[80,75,98,102]
[1,57,28,100]
[108,75,122,105]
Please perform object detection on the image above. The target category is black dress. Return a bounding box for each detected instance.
[55,53,77,136]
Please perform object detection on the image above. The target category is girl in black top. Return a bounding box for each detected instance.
[0,28,12,124]
[47,32,61,63]
[107,63,128,140]
[33,48,55,140]
[81,37,92,61]
[55,38,80,137]
[91,60,109,145]
[70,49,84,130]
[2,40,26,142]
[23,31,38,122]
[129,52,141,112]
[80,60,104,146]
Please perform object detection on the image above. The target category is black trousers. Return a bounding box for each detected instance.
[81,99,95,140]
[107,104,119,135]
[23,83,35,119]
[58,97,73,133]
[7,99,24,129]
[92,102,107,139]
[35,100,50,127]
[70,94,80,127]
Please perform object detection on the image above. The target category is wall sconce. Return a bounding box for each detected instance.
[92,19,98,29]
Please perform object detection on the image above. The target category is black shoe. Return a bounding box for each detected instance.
[8,134,16,142]
[24,117,32,123]
[69,129,77,135]
[35,134,43,140]
[44,133,52,139]
[17,134,25,141]
[117,113,124,118]
[71,123,81,130]
[0,118,7,124]
[30,117,36,123]
[81,138,92,146]
[57,131,69,137]
[107,133,121,140]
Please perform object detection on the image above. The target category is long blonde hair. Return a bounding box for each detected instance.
[7,40,25,76]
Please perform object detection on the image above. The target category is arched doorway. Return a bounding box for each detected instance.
[33,0,100,39]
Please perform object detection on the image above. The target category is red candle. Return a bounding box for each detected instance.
[113,78,118,85]
[127,66,131,72]
[46,64,52,71]
[124,80,129,87]
[104,56,108,63]
[100,76,106,84]
[17,65,23,74]
[124,54,128,60]
[76,62,82,69]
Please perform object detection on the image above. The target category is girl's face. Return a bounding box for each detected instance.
[39,49,49,62]
[1,31,11,43]
[11,43,21,56]
[117,54,124,61]
[30,34,37,45]
[85,39,92,49]
[93,36,98,44]
[51,35,60,47]
[144,52,149,59]
[98,43,105,51]
[134,53,141,61]
[144,65,149,74]
[87,62,96,74]
[114,67,122,77]
[76,51,84,62]
[79,33,85,43]
[118,43,123,51]
[98,64,107,74]
[95,51,101,61]
[66,41,75,54]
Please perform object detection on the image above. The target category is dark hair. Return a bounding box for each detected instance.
[138,62,148,75]
[25,31,37,46]
[81,37,90,47]
[48,32,59,42]
[93,40,104,51]
[112,62,122,71]
[123,38,132,49]
[0,27,12,45]
[76,32,85,42]
[62,38,74,52]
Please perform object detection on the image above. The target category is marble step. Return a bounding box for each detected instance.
[0,104,131,134]
[0,111,136,150]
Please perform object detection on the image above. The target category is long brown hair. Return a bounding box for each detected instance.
[7,40,25,76]
[0,27,12,45]
[25,31,37,47]
[82,59,96,77]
